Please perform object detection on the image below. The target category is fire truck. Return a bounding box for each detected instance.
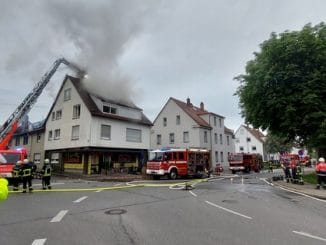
[228,153,263,174]
[146,148,211,180]
[0,58,85,181]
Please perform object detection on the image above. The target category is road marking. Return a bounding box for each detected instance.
[50,210,68,222]
[73,196,88,203]
[189,191,197,197]
[277,186,326,203]
[31,239,47,245]
[205,201,252,220]
[95,189,103,193]
[260,178,274,186]
[33,182,65,187]
[114,183,123,186]
[293,231,326,242]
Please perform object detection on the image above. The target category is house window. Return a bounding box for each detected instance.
[220,134,223,144]
[252,146,257,151]
[33,153,41,165]
[51,112,55,121]
[239,146,244,151]
[54,129,61,140]
[15,137,20,146]
[214,133,218,144]
[56,110,62,120]
[169,133,174,144]
[215,151,219,162]
[23,135,28,145]
[126,128,142,143]
[37,134,41,143]
[73,104,81,119]
[220,152,224,162]
[100,124,111,140]
[219,118,222,128]
[204,131,208,143]
[227,136,230,145]
[103,105,117,115]
[48,131,53,141]
[214,117,217,126]
[183,131,189,143]
[157,134,161,145]
[247,137,251,142]
[176,115,180,125]
[163,117,167,127]
[64,88,71,101]
[71,125,80,140]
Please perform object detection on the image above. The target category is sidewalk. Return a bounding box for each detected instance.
[272,179,326,200]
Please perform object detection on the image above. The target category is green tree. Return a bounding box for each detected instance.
[264,133,294,155]
[235,23,326,156]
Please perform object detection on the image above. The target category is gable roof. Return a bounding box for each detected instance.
[45,75,152,126]
[243,125,265,143]
[224,126,234,135]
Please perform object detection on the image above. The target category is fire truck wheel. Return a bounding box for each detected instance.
[169,169,178,180]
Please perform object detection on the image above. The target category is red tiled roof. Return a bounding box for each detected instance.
[243,125,265,143]
[170,97,213,129]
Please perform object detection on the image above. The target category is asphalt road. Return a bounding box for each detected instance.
[1,173,326,245]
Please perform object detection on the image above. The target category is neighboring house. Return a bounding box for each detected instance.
[234,125,267,161]
[10,118,45,169]
[44,75,152,174]
[150,97,235,169]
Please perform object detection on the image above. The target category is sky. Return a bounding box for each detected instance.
[0,0,325,131]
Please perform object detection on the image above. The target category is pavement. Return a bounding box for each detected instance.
[271,176,326,200]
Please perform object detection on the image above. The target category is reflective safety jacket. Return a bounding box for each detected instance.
[316,161,326,176]
[42,165,52,177]
[21,164,32,177]
[0,178,9,201]
[12,166,22,178]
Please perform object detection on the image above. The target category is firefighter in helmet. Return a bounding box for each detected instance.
[41,159,52,190]
[21,158,34,193]
[315,157,326,189]
[12,160,23,191]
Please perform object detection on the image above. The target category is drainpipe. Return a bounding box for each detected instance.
[209,115,213,169]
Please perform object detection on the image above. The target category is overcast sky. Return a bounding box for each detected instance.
[0,0,325,131]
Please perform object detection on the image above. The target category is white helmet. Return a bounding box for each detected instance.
[319,157,325,162]
[44,159,50,164]
[23,159,29,164]
[16,160,23,165]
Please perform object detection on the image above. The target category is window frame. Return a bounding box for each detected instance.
[100,124,111,140]
[71,125,80,140]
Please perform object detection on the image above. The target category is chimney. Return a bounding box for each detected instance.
[200,102,204,110]
[186,97,191,106]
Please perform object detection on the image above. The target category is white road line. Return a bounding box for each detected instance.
[260,178,274,186]
[293,231,326,242]
[114,183,123,186]
[31,239,47,245]
[73,196,88,203]
[189,190,197,197]
[95,189,103,193]
[277,186,326,203]
[205,201,252,220]
[50,210,68,223]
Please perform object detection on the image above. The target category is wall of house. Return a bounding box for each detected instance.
[150,99,201,149]
[44,79,92,151]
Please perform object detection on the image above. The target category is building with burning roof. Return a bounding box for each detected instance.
[44,75,152,174]
[150,97,235,169]
[234,125,267,161]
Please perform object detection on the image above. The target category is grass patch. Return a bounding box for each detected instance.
[303,172,317,185]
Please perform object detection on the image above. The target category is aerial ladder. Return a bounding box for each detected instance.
[0,58,86,150]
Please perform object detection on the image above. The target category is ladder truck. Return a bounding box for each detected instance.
[0,58,85,179]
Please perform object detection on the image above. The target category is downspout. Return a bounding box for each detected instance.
[209,115,213,169]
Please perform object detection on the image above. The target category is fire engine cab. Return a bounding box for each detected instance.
[146,148,211,180]
[228,153,263,174]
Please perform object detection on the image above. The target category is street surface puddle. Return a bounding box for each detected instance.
[105,209,127,215]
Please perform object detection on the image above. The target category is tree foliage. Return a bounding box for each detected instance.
[264,133,294,154]
[235,23,326,154]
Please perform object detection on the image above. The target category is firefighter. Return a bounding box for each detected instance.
[315,157,326,189]
[268,161,273,173]
[41,159,52,190]
[290,160,298,183]
[12,160,23,191]
[21,158,34,193]
[281,159,291,183]
[0,175,9,201]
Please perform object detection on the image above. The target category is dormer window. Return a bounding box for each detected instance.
[103,105,117,115]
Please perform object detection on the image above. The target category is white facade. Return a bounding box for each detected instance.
[150,98,235,168]
[234,125,266,161]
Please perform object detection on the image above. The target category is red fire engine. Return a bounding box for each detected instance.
[228,153,263,174]
[0,58,85,181]
[146,148,211,180]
